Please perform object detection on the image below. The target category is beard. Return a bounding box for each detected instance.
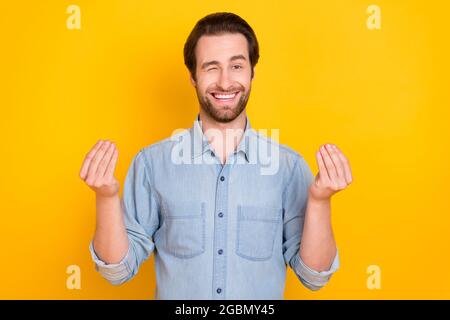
[196,85,251,123]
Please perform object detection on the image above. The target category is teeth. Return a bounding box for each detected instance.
[213,92,237,99]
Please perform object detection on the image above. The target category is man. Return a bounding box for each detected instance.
[79,12,353,299]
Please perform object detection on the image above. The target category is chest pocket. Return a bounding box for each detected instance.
[236,204,282,261]
[162,201,206,259]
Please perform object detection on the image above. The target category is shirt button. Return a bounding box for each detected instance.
[218,212,223,218]
[216,288,222,294]
[218,249,223,255]
[220,176,225,181]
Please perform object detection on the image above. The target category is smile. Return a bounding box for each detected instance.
[209,91,240,102]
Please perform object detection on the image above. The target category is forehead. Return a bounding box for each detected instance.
[195,33,249,64]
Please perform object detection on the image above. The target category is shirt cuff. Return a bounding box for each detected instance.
[89,240,132,284]
[292,248,340,290]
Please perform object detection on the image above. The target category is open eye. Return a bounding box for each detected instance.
[232,65,243,70]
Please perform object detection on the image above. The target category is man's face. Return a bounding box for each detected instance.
[191,33,253,123]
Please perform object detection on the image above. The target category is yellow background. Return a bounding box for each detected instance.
[1,0,449,299]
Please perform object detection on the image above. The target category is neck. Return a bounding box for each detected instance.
[198,109,247,164]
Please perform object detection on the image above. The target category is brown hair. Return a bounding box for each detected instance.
[183,12,260,81]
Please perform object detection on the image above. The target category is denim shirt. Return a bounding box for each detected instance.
[89,115,340,299]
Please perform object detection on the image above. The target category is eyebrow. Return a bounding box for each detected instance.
[201,54,247,69]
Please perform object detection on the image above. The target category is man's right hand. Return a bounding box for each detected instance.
[79,140,120,198]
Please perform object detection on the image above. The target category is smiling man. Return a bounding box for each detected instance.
[80,12,353,299]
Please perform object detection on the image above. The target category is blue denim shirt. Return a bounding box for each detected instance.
[89,115,340,299]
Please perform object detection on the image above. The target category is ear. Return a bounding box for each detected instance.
[189,73,197,87]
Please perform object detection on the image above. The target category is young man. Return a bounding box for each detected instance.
[80,12,353,299]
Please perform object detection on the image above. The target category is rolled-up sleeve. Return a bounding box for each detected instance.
[89,241,132,285]
[282,155,340,291]
[89,149,160,285]
[291,248,340,291]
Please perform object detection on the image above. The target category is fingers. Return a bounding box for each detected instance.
[319,145,339,184]
[85,140,111,184]
[79,140,103,180]
[104,147,119,180]
[316,149,331,183]
[325,144,346,186]
[334,145,353,184]
[321,143,353,189]
[96,142,116,178]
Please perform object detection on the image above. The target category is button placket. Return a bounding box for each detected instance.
[212,164,230,299]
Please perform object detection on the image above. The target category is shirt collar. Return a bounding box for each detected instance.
[190,113,253,163]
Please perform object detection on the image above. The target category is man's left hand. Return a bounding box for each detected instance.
[308,143,353,202]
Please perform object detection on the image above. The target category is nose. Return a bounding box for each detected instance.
[217,69,232,90]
